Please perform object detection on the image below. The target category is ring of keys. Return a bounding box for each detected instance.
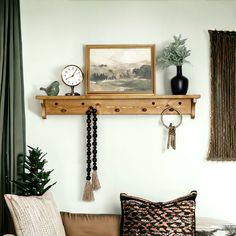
[161,107,182,150]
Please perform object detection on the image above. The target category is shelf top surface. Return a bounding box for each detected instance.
[36,94,201,100]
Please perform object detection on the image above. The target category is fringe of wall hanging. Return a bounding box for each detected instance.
[207,30,236,161]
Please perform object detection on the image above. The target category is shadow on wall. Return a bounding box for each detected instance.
[163,69,172,94]
[28,88,42,117]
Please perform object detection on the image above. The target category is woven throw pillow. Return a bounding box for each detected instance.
[4,191,66,236]
[120,191,197,236]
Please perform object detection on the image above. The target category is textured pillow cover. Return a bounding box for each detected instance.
[4,191,66,236]
[120,191,197,236]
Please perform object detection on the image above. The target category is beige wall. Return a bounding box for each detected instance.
[21,0,236,222]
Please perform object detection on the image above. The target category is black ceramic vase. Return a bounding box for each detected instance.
[171,66,188,95]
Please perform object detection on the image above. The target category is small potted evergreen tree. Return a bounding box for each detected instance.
[158,35,191,95]
[13,146,56,196]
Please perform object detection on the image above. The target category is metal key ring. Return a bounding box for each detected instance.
[161,106,183,128]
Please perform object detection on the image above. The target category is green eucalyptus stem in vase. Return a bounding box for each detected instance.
[158,35,191,95]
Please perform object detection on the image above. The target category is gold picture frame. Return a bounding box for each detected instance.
[85,44,156,95]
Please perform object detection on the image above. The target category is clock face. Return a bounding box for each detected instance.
[61,65,84,87]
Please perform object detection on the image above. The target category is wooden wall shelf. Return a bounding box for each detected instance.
[36,95,200,119]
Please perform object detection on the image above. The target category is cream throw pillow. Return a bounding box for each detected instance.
[4,191,66,236]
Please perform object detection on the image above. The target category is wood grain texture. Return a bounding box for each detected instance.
[36,95,200,119]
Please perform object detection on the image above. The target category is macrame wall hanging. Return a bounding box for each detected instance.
[161,107,182,150]
[207,30,236,161]
[83,106,101,201]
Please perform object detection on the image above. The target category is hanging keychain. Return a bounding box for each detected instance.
[161,107,182,150]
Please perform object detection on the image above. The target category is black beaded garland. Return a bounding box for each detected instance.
[85,107,98,182]
[86,109,92,181]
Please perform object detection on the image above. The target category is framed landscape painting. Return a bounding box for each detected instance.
[85,44,156,95]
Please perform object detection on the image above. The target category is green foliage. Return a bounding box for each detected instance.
[158,34,191,68]
[13,146,56,196]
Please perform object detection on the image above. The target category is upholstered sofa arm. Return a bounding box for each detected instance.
[61,212,121,236]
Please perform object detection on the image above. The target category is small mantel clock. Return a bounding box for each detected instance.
[61,65,84,96]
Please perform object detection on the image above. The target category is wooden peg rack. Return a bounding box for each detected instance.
[36,95,200,119]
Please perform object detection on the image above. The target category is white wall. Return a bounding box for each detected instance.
[20,0,236,222]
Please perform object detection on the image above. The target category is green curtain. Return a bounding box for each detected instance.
[0,0,26,234]
[207,31,236,161]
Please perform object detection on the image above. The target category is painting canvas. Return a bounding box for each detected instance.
[85,45,156,95]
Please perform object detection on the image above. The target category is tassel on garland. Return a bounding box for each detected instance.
[82,181,94,201]
[92,170,101,190]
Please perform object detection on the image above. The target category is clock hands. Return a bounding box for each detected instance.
[64,68,79,80]
[71,68,78,77]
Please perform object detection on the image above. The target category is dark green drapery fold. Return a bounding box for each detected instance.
[0,0,26,234]
[207,30,236,161]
